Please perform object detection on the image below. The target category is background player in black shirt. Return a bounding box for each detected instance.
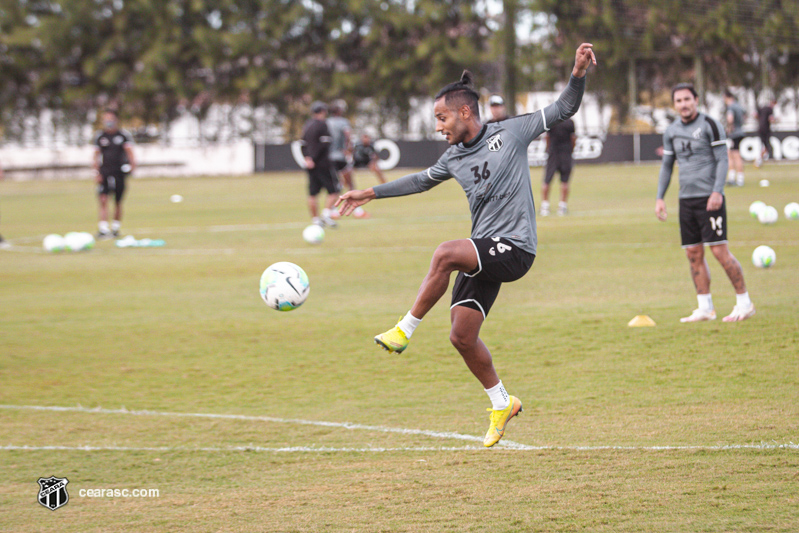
[93,109,136,237]
[351,134,386,185]
[755,98,776,167]
[540,118,576,216]
[301,102,340,228]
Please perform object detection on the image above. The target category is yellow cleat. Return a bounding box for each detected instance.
[483,395,523,448]
[374,319,409,354]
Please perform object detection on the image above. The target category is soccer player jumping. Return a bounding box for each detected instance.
[336,43,596,447]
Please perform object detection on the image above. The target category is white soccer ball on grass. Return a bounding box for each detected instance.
[749,201,766,219]
[757,206,778,225]
[79,232,95,250]
[43,234,66,252]
[784,202,799,220]
[259,262,310,311]
[752,245,776,268]
[302,224,325,244]
[64,232,85,251]
[62,232,95,252]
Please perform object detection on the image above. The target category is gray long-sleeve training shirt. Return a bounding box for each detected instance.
[372,74,586,255]
[657,113,729,200]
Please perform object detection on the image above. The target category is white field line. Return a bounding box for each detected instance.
[5,214,469,244]
[1,404,796,453]
[0,245,237,255]
[2,443,798,453]
[1,445,483,453]
[0,244,47,253]
[5,239,799,256]
[0,404,527,450]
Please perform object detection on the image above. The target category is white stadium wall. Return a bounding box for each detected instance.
[0,142,253,181]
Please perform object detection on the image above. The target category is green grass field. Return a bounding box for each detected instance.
[1,163,798,532]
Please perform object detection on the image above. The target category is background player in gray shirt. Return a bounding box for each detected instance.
[656,83,755,323]
[327,100,353,191]
[724,90,746,186]
[337,43,596,448]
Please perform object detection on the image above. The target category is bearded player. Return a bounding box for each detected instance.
[337,44,596,447]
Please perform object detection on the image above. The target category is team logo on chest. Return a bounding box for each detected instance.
[692,127,702,139]
[486,134,503,152]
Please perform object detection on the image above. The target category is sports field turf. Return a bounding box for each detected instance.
[1,163,797,532]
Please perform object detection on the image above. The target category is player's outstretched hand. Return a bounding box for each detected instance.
[573,43,597,78]
[655,199,667,221]
[335,188,376,216]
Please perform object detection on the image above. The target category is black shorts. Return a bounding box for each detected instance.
[679,196,728,248]
[730,136,743,151]
[332,159,350,172]
[97,173,127,203]
[451,237,535,318]
[307,165,341,196]
[543,151,573,184]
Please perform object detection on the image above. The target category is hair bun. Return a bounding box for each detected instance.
[460,70,475,89]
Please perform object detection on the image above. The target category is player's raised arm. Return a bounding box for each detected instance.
[573,43,597,78]
[513,44,595,145]
[552,43,596,117]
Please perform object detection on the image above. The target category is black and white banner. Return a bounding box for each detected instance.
[254,131,799,172]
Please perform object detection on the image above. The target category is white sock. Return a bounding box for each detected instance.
[541,200,550,209]
[736,172,745,183]
[697,293,714,312]
[558,201,567,209]
[353,206,365,215]
[397,311,422,338]
[111,220,121,232]
[727,170,735,182]
[322,208,332,217]
[98,220,110,234]
[736,292,752,308]
[485,381,510,411]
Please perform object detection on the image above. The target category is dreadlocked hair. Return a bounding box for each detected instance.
[435,70,480,118]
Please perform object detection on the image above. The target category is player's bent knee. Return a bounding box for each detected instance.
[431,240,470,273]
[449,329,477,353]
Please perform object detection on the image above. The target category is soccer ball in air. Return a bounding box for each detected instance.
[259,262,310,311]
[784,202,799,220]
[302,224,325,244]
[43,234,66,252]
[757,206,778,225]
[752,245,776,268]
[749,201,766,219]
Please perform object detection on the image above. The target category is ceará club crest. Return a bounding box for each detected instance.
[486,134,503,152]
